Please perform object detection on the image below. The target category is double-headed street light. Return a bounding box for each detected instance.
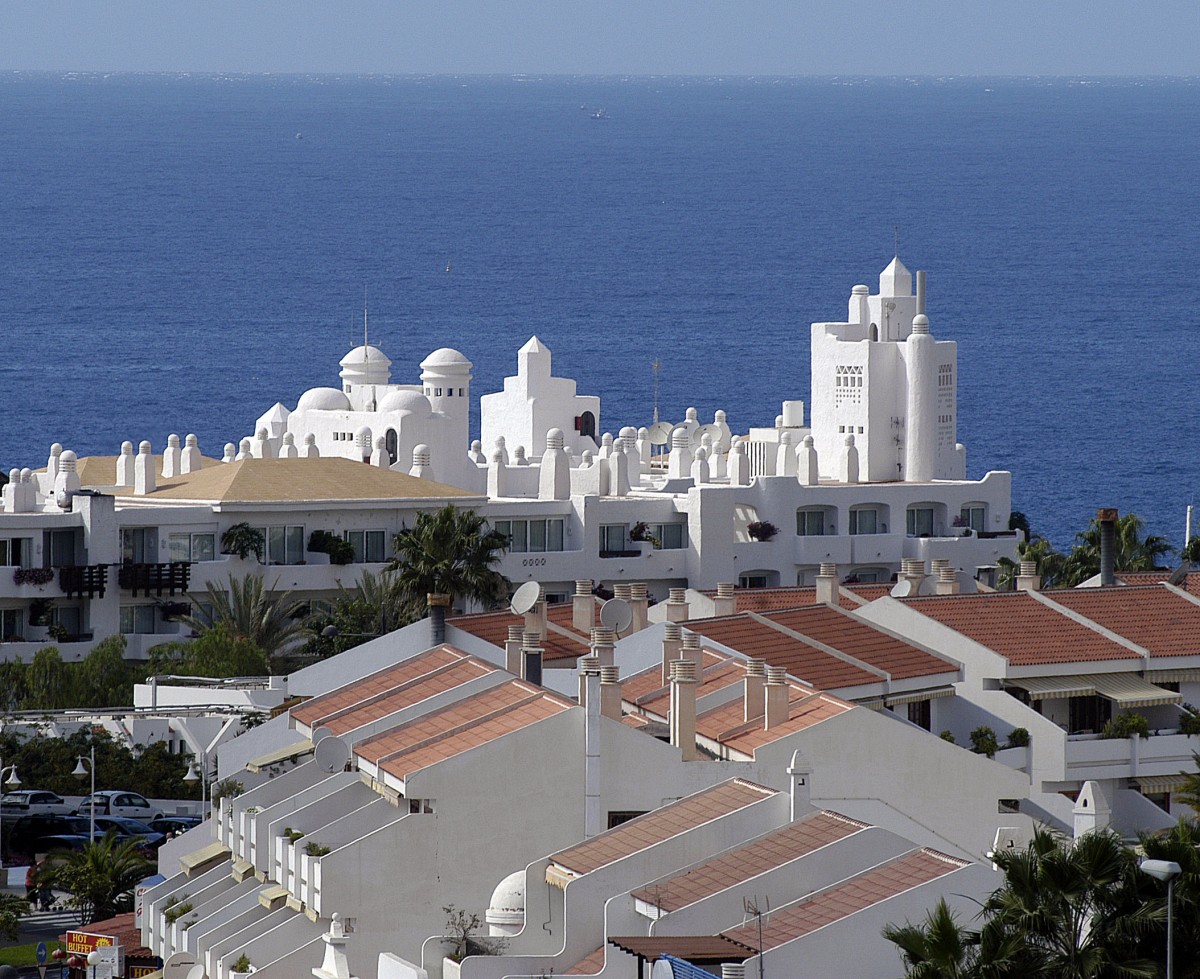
[72,746,96,842]
[0,759,21,869]
[1140,858,1183,979]
[183,751,209,817]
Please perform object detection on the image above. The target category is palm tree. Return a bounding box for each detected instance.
[1133,818,1200,977]
[389,506,511,614]
[997,536,1070,590]
[41,833,153,924]
[355,568,413,634]
[1065,513,1173,584]
[1176,752,1200,814]
[883,898,980,978]
[183,573,312,661]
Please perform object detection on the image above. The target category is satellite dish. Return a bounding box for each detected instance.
[311,726,334,744]
[163,952,198,979]
[693,423,721,448]
[313,734,350,774]
[647,421,673,446]
[510,581,542,615]
[599,598,633,634]
[187,967,206,979]
[918,576,939,596]
[890,579,918,598]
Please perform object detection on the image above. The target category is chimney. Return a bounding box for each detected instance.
[505,624,523,675]
[573,580,594,632]
[590,627,616,667]
[743,658,767,722]
[664,587,689,623]
[916,269,926,315]
[681,631,704,672]
[713,582,736,617]
[669,659,698,761]
[628,582,649,632]
[427,592,451,644]
[661,622,682,685]
[521,630,543,686]
[721,967,745,979]
[1016,560,1041,592]
[134,440,155,495]
[524,590,547,639]
[583,660,601,839]
[599,665,622,720]
[787,749,812,820]
[578,654,600,706]
[1098,507,1118,586]
[935,566,961,595]
[815,562,838,606]
[765,666,789,730]
[613,582,632,603]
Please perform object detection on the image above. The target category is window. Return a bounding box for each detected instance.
[907,699,932,731]
[607,810,648,828]
[599,524,628,554]
[167,533,216,563]
[254,526,304,565]
[654,522,687,549]
[849,508,879,535]
[0,609,22,640]
[1068,695,1112,734]
[795,509,826,536]
[906,507,935,537]
[493,519,566,554]
[120,528,156,564]
[50,605,80,635]
[739,573,770,589]
[959,505,986,532]
[345,530,387,563]
[0,538,30,567]
[120,605,156,634]
[46,529,79,568]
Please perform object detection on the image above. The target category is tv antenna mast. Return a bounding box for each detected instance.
[743,896,768,979]
[651,358,662,424]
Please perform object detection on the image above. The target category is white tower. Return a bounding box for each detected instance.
[420,347,473,454]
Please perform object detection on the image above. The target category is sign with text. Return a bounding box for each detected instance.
[64,931,115,956]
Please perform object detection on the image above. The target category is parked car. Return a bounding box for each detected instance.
[91,816,166,854]
[73,791,163,821]
[9,814,91,857]
[0,790,72,816]
[149,815,203,836]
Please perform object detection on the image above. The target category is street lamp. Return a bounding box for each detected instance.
[183,750,209,817]
[0,760,21,870]
[1141,858,1183,979]
[72,746,96,843]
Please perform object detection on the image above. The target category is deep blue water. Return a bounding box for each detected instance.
[1,73,1198,551]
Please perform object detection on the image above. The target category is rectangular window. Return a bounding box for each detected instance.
[960,506,986,532]
[120,605,156,634]
[739,573,769,589]
[528,519,547,553]
[795,510,826,536]
[167,532,216,563]
[509,520,528,553]
[907,699,932,731]
[599,524,627,553]
[120,528,156,565]
[0,608,22,639]
[51,605,80,635]
[0,538,30,567]
[655,523,687,549]
[47,529,80,568]
[1068,695,1112,735]
[849,508,878,535]
[493,519,565,553]
[547,519,564,552]
[261,526,305,565]
[345,530,386,563]
[906,507,935,537]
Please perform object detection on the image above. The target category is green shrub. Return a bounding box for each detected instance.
[164,900,193,925]
[1180,704,1200,736]
[969,726,1000,758]
[1006,727,1031,748]
[231,953,252,972]
[1102,712,1150,739]
[220,523,264,561]
[283,827,305,844]
[939,730,956,744]
[307,530,355,565]
[304,841,331,857]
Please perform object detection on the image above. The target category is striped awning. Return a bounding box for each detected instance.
[231,858,254,883]
[1147,669,1200,683]
[246,738,314,773]
[1135,774,1189,795]
[1087,673,1182,708]
[886,688,955,708]
[858,698,886,711]
[1007,676,1097,700]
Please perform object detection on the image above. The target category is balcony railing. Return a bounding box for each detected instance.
[59,564,109,599]
[117,562,191,597]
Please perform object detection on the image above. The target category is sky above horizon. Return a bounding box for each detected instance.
[3,1,1198,77]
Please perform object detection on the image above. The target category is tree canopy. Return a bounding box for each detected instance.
[41,833,154,925]
[389,506,510,614]
[183,573,311,662]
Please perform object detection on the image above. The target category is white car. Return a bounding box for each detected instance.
[73,791,163,822]
[1,790,72,816]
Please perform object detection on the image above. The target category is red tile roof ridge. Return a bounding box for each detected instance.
[1023,588,1151,659]
[704,689,828,742]
[631,649,739,706]
[544,619,594,648]
[744,609,891,681]
[819,809,874,831]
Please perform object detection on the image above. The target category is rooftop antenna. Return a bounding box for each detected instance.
[363,285,369,350]
[651,358,662,424]
[894,224,900,257]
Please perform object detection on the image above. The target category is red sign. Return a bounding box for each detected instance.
[64,931,115,956]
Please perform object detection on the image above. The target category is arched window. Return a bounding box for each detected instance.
[577,411,597,439]
[385,429,399,466]
[870,323,879,341]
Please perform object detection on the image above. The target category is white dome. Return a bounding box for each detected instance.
[420,347,472,371]
[485,871,525,932]
[378,390,432,415]
[297,387,351,412]
[340,344,392,368]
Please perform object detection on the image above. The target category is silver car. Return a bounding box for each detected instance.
[1,790,72,816]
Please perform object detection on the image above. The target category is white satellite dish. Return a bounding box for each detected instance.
[599,598,634,634]
[311,726,334,744]
[647,421,673,446]
[918,576,939,596]
[313,734,350,774]
[890,578,918,598]
[163,952,199,979]
[510,581,542,615]
[692,422,721,448]
[187,967,205,979]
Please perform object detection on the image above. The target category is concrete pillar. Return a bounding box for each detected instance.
[628,582,649,633]
[608,442,630,496]
[797,435,819,486]
[905,314,937,481]
[599,665,622,721]
[728,439,749,486]
[661,621,682,686]
[667,428,692,479]
[278,433,298,460]
[524,595,547,640]
[669,659,698,762]
[590,627,616,668]
[765,666,789,730]
[815,562,838,606]
[409,443,432,478]
[712,582,736,618]
[573,580,594,632]
[487,449,508,498]
[577,655,600,707]
[300,433,320,459]
[840,434,860,484]
[744,658,767,722]
[1016,560,1041,592]
[521,631,543,686]
[681,631,704,672]
[116,441,135,486]
[776,431,797,477]
[161,434,181,479]
[134,441,155,495]
[664,587,689,624]
[787,748,812,821]
[505,624,524,675]
[936,566,961,595]
[539,429,571,500]
[690,446,710,485]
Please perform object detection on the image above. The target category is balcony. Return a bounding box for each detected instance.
[117,562,191,597]
[59,564,109,598]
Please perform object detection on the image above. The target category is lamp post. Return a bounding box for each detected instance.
[183,750,209,817]
[1141,858,1183,979]
[72,746,96,843]
[0,759,21,870]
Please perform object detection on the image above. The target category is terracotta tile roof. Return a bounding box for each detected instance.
[631,811,869,912]
[447,607,591,663]
[904,591,1141,666]
[549,779,777,877]
[763,606,956,680]
[1046,585,1200,659]
[112,456,479,503]
[700,691,855,754]
[63,912,153,959]
[355,679,574,780]
[291,646,471,728]
[564,946,607,975]
[691,618,880,689]
[844,583,896,604]
[635,659,748,716]
[720,849,968,950]
[697,586,886,613]
[620,649,730,704]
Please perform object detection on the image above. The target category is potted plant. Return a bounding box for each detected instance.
[26,596,53,641]
[230,952,254,977]
[307,530,355,565]
[220,523,265,562]
[747,520,779,542]
[628,522,661,549]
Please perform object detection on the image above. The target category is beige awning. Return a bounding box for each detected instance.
[857,698,886,711]
[246,738,314,773]
[886,688,955,708]
[1147,669,1200,683]
[231,858,254,883]
[258,884,289,910]
[180,841,230,878]
[1087,673,1182,708]
[1007,676,1097,700]
[1135,774,1189,794]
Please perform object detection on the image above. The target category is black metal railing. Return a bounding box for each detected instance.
[59,564,108,599]
[117,562,191,597]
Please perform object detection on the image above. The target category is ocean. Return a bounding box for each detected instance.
[1,73,1198,552]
